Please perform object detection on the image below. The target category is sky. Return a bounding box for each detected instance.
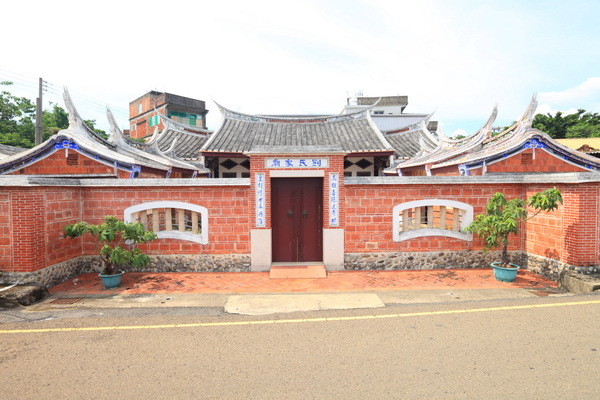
[1,0,599,137]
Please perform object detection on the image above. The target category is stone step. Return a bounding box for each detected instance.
[269,264,327,279]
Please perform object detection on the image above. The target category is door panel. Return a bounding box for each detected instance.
[272,178,323,262]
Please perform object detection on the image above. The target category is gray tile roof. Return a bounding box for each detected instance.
[0,144,27,158]
[106,109,208,172]
[202,106,394,154]
[154,118,210,160]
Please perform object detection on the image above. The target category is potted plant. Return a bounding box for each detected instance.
[464,188,563,282]
[64,216,158,288]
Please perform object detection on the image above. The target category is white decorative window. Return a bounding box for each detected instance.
[393,199,473,242]
[124,201,208,244]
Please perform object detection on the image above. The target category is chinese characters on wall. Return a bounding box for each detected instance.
[329,173,339,227]
[265,158,329,168]
[255,173,266,227]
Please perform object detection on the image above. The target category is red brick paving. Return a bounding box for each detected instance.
[49,269,559,295]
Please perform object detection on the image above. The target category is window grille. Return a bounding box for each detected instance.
[393,200,473,242]
[124,201,208,244]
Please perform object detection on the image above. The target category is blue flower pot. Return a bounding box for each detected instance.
[99,271,124,289]
[491,262,520,282]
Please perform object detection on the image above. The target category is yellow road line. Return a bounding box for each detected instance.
[1,299,599,334]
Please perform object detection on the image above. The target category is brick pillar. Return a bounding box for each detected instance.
[11,189,46,272]
[561,185,600,267]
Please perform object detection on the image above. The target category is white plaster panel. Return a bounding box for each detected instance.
[323,228,345,270]
[251,229,272,271]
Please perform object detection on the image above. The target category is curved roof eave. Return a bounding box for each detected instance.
[214,100,378,123]
[106,108,200,171]
[396,105,498,170]
[432,129,600,172]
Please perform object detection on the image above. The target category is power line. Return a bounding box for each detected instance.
[0,68,131,123]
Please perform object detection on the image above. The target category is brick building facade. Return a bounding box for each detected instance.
[1,92,600,287]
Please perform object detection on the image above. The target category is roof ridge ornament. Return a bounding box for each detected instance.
[214,100,371,123]
[63,88,115,148]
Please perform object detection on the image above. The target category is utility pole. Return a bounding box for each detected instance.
[35,77,44,146]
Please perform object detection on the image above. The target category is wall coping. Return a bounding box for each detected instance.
[345,172,600,185]
[0,176,250,187]
[3,172,600,188]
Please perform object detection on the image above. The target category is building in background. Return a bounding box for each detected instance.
[342,94,438,133]
[129,91,209,139]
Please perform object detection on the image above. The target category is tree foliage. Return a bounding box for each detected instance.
[0,82,108,147]
[0,81,36,147]
[464,188,563,268]
[64,216,157,275]
[532,109,600,139]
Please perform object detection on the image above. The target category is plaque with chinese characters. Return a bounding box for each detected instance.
[266,158,329,168]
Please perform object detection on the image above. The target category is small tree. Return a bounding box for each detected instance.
[464,188,563,268]
[64,216,157,275]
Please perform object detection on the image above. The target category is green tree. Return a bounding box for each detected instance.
[84,119,107,139]
[42,103,69,140]
[532,109,600,139]
[0,81,36,147]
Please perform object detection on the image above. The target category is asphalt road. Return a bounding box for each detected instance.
[1,295,599,399]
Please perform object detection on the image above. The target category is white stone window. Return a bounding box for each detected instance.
[124,201,208,244]
[393,199,473,242]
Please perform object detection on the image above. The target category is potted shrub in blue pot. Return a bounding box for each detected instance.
[464,188,562,282]
[64,216,157,288]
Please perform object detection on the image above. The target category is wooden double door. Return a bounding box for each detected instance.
[271,178,323,262]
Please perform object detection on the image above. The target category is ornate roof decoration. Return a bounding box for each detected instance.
[154,114,212,161]
[396,95,600,174]
[201,103,394,154]
[105,108,202,171]
[381,114,440,174]
[394,105,498,171]
[0,90,202,177]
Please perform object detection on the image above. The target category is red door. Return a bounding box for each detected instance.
[271,178,323,262]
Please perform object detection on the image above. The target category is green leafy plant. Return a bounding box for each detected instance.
[64,216,157,275]
[464,188,563,268]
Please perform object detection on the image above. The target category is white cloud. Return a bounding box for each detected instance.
[1,0,600,135]
[538,78,600,112]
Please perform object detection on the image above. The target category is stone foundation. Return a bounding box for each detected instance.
[344,250,527,271]
[0,254,251,288]
[0,256,92,288]
[525,253,600,281]
[344,250,600,282]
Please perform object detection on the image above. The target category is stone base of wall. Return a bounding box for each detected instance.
[344,250,527,271]
[0,256,92,288]
[144,254,251,273]
[344,251,600,282]
[524,253,600,281]
[0,254,251,288]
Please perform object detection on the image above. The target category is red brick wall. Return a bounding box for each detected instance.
[409,149,588,176]
[344,183,524,253]
[249,154,346,230]
[557,185,600,266]
[9,189,46,272]
[78,186,250,256]
[7,150,169,179]
[0,184,250,273]
[8,150,117,176]
[2,179,599,273]
[0,192,11,270]
[486,149,587,174]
